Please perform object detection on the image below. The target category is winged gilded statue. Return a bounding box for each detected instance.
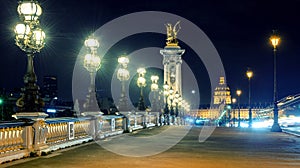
[165,21,181,46]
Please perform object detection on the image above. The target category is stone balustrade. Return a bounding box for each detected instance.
[0,112,161,164]
[0,125,24,154]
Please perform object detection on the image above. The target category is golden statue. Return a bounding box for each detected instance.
[165,21,181,46]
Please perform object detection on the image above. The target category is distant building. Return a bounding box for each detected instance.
[42,76,58,100]
[213,77,231,105]
[196,76,275,120]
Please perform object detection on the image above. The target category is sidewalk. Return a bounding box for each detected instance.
[2,127,300,168]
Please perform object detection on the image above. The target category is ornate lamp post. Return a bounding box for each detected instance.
[137,68,146,111]
[150,75,159,111]
[168,87,174,124]
[163,81,170,125]
[14,0,46,113]
[246,69,253,128]
[173,91,182,125]
[174,91,180,117]
[151,76,159,91]
[184,102,191,124]
[236,89,242,127]
[83,36,101,112]
[270,31,282,132]
[117,56,130,111]
[181,99,187,122]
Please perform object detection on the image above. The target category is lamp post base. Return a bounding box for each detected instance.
[138,96,146,111]
[271,123,282,132]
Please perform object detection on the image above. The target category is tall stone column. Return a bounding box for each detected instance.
[160,46,185,94]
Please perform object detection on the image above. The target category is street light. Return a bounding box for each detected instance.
[163,81,170,125]
[151,76,159,91]
[246,69,253,128]
[117,55,130,111]
[150,75,159,112]
[168,87,174,124]
[232,98,237,127]
[174,91,180,117]
[177,96,183,125]
[137,68,146,111]
[83,35,101,112]
[14,0,46,112]
[173,91,181,125]
[270,30,282,132]
[236,89,242,127]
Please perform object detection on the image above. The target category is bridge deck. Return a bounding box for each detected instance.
[2,127,300,168]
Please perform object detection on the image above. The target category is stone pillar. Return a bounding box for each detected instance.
[160,46,185,94]
[81,112,103,139]
[13,112,49,155]
[111,118,115,132]
[32,119,48,153]
[23,125,34,152]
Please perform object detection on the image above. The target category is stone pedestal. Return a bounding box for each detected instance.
[120,111,132,132]
[81,111,103,139]
[118,96,131,112]
[12,112,49,155]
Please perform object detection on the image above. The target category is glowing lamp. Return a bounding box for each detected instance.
[18,0,42,22]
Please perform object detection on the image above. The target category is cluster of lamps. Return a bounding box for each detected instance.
[163,81,189,125]
[83,35,101,112]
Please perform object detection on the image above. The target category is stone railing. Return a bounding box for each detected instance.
[0,112,161,164]
[0,122,30,164]
[0,124,25,154]
[120,112,160,132]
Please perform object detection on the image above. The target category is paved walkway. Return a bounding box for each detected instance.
[2,127,300,168]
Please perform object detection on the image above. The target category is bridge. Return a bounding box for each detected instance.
[253,93,300,120]
[1,125,300,168]
[1,107,300,167]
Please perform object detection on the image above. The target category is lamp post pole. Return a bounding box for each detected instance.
[270,30,282,132]
[246,70,253,128]
[236,89,242,127]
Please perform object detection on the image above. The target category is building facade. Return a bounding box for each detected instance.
[213,77,231,105]
[42,76,58,100]
[197,76,277,120]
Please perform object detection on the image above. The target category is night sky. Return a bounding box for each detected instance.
[1,0,300,105]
